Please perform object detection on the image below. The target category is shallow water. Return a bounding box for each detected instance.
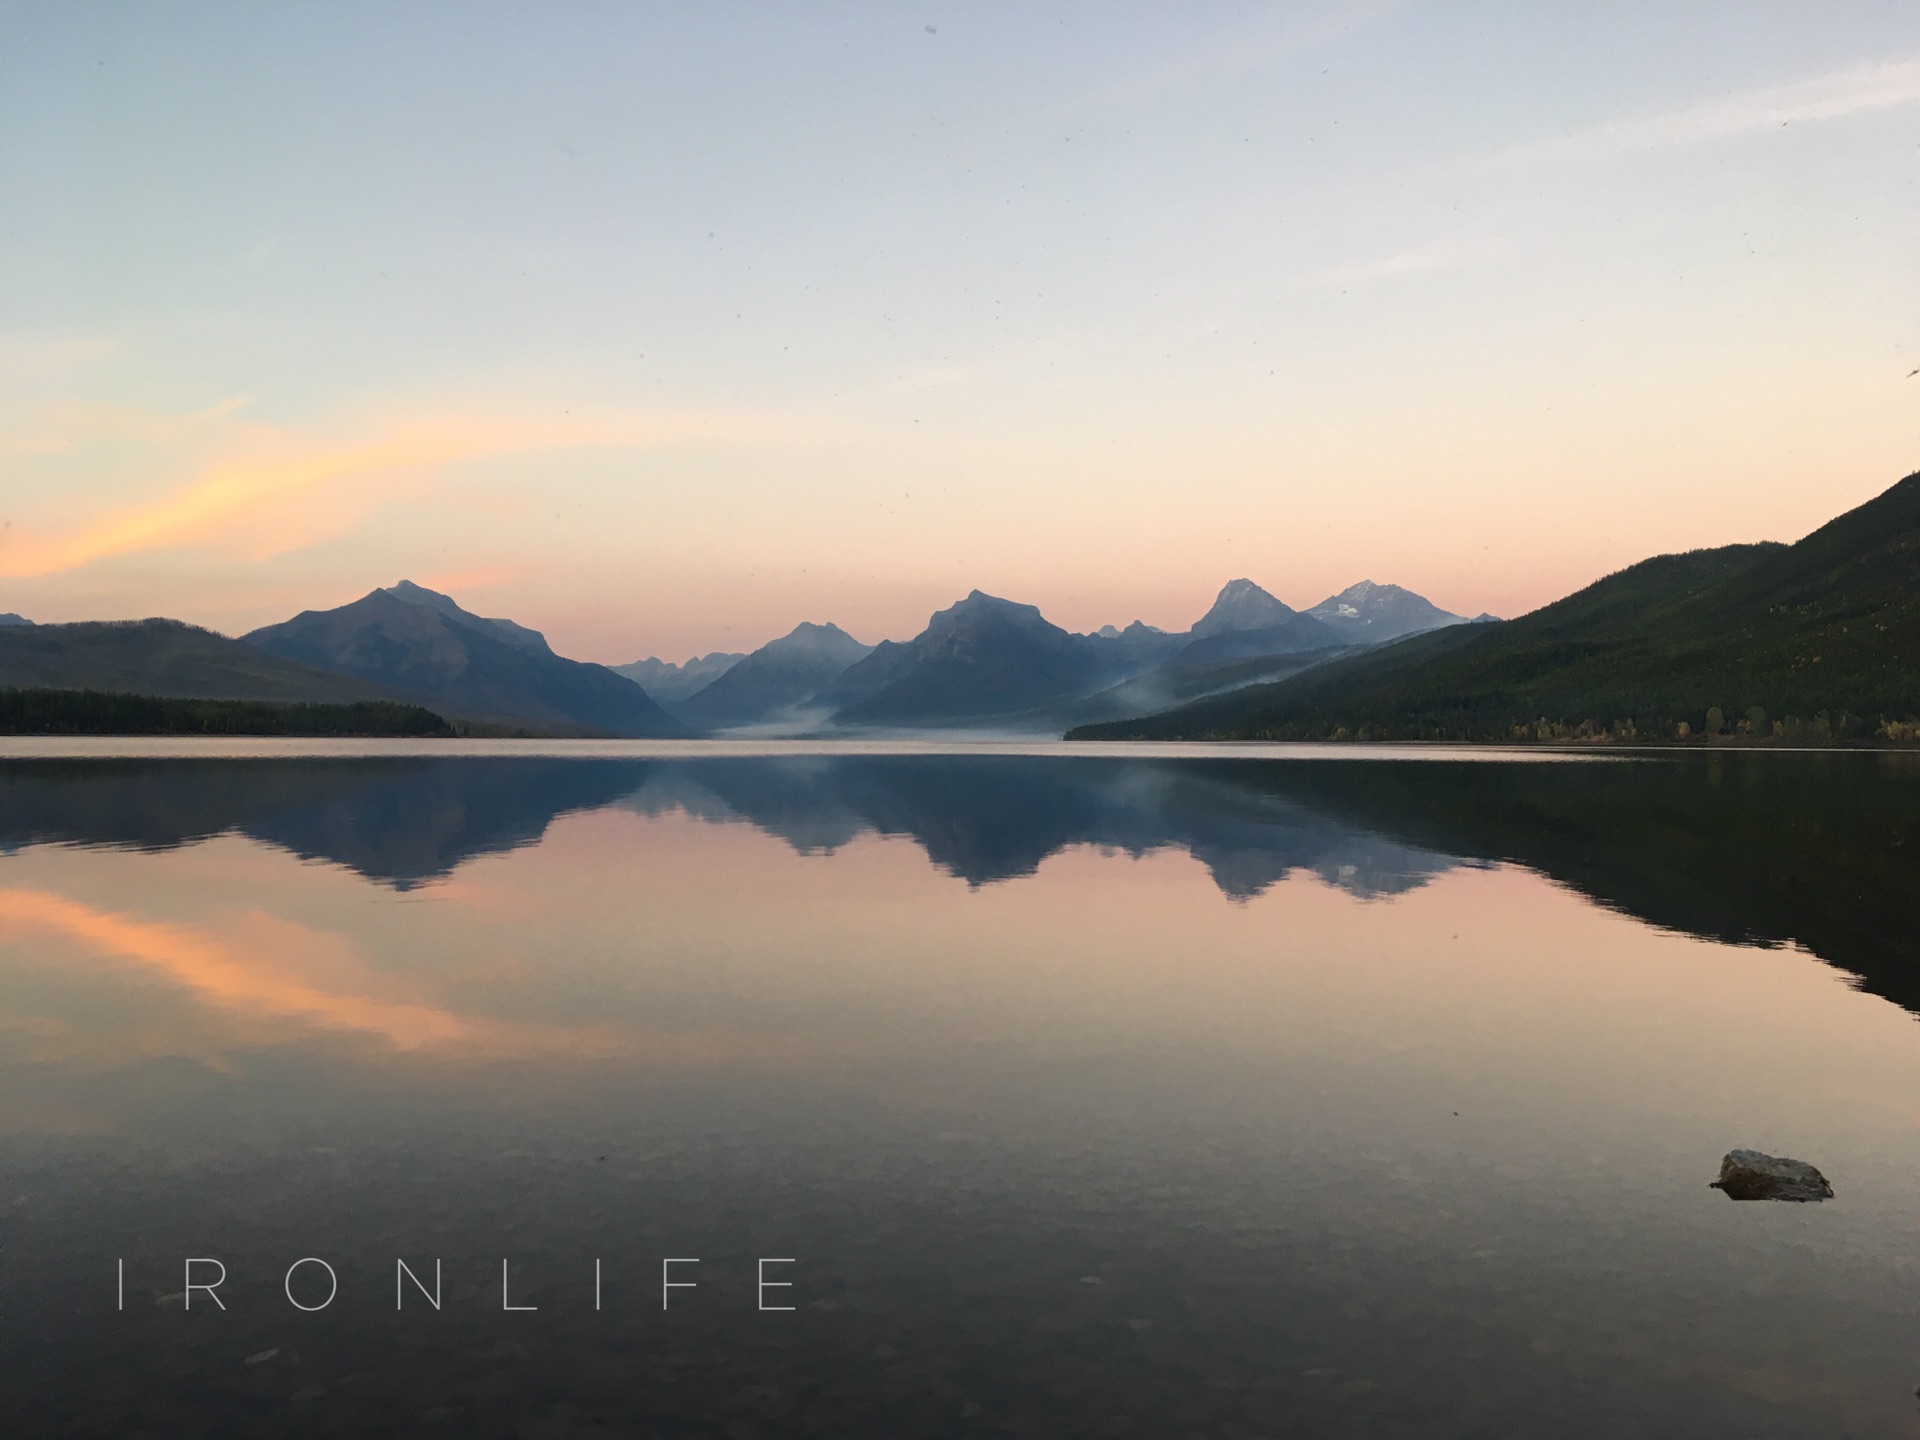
[1,748,1917,1437]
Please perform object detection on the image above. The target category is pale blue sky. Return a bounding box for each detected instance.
[3,2,1917,659]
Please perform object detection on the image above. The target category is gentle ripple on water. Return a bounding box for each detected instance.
[1,749,1916,1437]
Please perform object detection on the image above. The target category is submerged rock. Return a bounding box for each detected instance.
[1710,1149,1833,1202]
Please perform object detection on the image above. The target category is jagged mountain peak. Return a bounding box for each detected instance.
[774,620,865,651]
[244,588,688,736]
[1191,579,1296,637]
[380,580,554,657]
[611,650,745,702]
[671,621,874,730]
[926,590,1055,633]
[1307,581,1466,643]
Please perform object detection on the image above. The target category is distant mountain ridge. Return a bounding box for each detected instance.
[245,583,689,737]
[1308,581,1467,643]
[825,591,1117,724]
[613,651,745,702]
[796,578,1462,731]
[1069,469,1920,744]
[1,572,1470,738]
[633,577,1468,733]
[1164,578,1343,665]
[674,622,872,729]
[1190,578,1301,637]
[1169,619,1342,667]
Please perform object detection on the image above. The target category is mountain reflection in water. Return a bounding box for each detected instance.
[4,750,1920,1439]
[2,751,1914,1008]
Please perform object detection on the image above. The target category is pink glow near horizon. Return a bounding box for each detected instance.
[4,8,1918,662]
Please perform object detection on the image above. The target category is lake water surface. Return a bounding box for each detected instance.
[2,744,1917,1437]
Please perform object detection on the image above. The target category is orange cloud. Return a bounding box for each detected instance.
[0,420,561,580]
[0,406,846,581]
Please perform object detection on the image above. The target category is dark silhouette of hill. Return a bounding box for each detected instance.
[246,584,690,737]
[0,618,403,704]
[675,622,871,729]
[0,689,450,736]
[1071,470,1920,743]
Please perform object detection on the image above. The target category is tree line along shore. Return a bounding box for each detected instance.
[0,688,454,738]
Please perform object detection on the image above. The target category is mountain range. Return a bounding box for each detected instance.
[1070,470,1920,744]
[671,622,873,730]
[7,471,1918,743]
[611,651,745,703]
[821,591,1128,724]
[244,583,689,737]
[1307,581,1489,643]
[9,461,1918,744]
[608,578,1467,733]
[2,569,1470,737]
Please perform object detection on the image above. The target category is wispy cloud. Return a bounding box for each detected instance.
[1318,240,1506,288]
[0,422,508,579]
[1492,55,1920,169]
[0,407,842,580]
[1066,0,1403,115]
[185,394,253,423]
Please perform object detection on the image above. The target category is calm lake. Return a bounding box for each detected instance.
[2,743,1917,1438]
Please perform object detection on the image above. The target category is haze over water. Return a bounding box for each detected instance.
[3,748,1918,1436]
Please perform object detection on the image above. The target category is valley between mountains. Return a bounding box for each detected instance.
[5,470,1918,744]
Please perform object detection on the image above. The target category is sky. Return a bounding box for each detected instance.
[2,1,1918,663]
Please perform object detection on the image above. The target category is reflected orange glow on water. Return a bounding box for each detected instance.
[0,887,622,1058]
[4,799,1920,1150]
[4,755,1919,1435]
[0,887,477,1048]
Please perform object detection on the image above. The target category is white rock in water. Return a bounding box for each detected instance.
[1710,1149,1833,1202]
